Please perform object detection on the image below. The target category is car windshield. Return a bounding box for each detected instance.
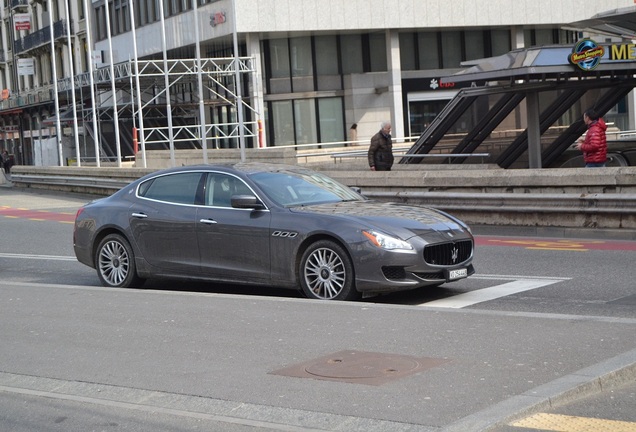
[250,170,364,207]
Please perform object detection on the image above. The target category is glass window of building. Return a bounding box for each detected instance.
[441,31,462,68]
[418,32,440,69]
[464,30,486,61]
[290,37,314,92]
[491,29,511,56]
[534,29,556,46]
[369,33,387,72]
[315,35,341,91]
[268,38,292,93]
[271,101,295,145]
[340,34,363,74]
[399,32,417,71]
[294,99,318,145]
[318,98,345,143]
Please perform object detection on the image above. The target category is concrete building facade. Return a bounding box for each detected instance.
[1,0,634,166]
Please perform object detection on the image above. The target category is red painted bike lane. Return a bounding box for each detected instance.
[0,206,75,223]
[3,204,636,251]
[475,236,636,252]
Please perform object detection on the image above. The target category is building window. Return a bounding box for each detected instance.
[318,98,345,143]
[399,32,417,71]
[268,38,291,93]
[441,31,462,68]
[290,37,313,92]
[369,33,387,72]
[464,30,486,61]
[490,29,511,56]
[268,98,345,147]
[293,99,318,145]
[271,101,295,145]
[315,35,341,91]
[418,32,440,69]
[340,34,363,74]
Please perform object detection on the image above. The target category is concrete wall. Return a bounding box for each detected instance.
[8,157,636,233]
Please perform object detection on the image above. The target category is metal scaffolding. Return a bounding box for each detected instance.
[57,55,259,167]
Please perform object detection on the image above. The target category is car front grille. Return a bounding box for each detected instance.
[382,266,407,280]
[423,239,473,266]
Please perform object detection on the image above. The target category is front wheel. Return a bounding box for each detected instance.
[95,233,144,288]
[299,240,359,301]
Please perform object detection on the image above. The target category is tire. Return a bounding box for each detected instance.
[299,240,359,300]
[95,233,144,288]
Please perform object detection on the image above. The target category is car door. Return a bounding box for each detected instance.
[129,172,203,274]
[196,173,272,283]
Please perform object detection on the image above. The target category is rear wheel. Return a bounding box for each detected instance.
[299,240,359,301]
[95,233,144,288]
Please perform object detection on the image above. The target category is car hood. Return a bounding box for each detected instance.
[290,200,470,240]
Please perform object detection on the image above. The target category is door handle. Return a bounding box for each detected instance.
[131,212,148,218]
[199,218,218,224]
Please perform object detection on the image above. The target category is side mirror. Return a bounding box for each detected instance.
[350,186,362,194]
[231,194,265,209]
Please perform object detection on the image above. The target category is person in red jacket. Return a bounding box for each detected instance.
[576,108,607,167]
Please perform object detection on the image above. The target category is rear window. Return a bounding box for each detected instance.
[138,172,203,205]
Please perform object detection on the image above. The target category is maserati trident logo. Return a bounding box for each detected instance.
[451,247,459,264]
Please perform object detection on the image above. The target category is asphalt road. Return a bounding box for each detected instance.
[1,187,635,431]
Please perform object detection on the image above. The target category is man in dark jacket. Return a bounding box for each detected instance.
[576,108,607,167]
[368,121,394,171]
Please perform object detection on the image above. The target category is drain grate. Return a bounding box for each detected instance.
[270,350,449,386]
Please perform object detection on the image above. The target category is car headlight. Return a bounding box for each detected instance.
[362,230,413,251]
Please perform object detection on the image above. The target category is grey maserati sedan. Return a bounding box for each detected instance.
[73,162,475,300]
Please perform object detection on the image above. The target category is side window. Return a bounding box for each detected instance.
[204,173,251,207]
[138,172,203,205]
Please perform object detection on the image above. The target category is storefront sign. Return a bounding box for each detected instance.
[210,11,226,27]
[569,38,604,71]
[609,43,636,60]
[14,13,31,31]
[17,58,34,76]
[429,78,456,90]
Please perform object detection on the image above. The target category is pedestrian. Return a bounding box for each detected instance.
[349,123,358,145]
[1,149,10,174]
[368,120,394,171]
[575,108,607,168]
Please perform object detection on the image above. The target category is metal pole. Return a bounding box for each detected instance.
[158,0,175,167]
[82,0,100,167]
[232,0,245,162]
[48,0,63,166]
[128,0,146,168]
[104,0,122,167]
[64,0,80,166]
[194,0,208,164]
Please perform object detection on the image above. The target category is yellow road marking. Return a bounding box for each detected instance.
[526,247,588,252]
[512,413,636,431]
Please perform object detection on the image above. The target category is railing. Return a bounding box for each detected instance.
[10,0,29,9]
[14,20,68,55]
[300,146,491,164]
[7,165,636,232]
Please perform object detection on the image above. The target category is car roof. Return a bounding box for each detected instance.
[145,162,313,177]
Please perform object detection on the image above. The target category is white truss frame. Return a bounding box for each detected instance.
[58,56,259,157]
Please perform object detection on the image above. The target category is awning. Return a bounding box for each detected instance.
[565,6,636,40]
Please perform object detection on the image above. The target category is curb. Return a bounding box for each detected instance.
[442,347,636,432]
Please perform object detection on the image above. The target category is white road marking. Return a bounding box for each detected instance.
[423,275,571,309]
[0,252,76,261]
[0,255,571,309]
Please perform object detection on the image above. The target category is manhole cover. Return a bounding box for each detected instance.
[270,350,449,385]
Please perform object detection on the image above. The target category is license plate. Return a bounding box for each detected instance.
[447,268,468,281]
